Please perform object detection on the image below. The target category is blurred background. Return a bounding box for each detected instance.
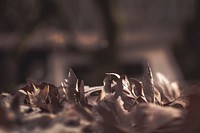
[0,0,199,92]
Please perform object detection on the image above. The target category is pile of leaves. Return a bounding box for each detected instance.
[0,64,200,133]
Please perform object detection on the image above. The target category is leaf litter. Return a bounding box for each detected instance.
[0,65,199,133]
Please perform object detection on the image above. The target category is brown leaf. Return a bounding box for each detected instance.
[48,94,63,113]
[66,68,78,92]
[121,75,135,99]
[96,101,118,125]
[74,105,94,122]
[30,82,40,95]
[27,91,37,105]
[78,80,88,105]
[131,103,184,133]
[142,63,155,103]
[114,78,123,99]
[129,78,143,97]
[64,68,78,102]
[156,73,180,104]
[38,85,50,103]
[85,86,102,106]
[169,96,189,109]
[103,74,112,93]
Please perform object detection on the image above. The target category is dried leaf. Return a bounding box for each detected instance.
[64,68,78,102]
[114,78,123,99]
[121,75,135,99]
[105,73,120,79]
[27,91,37,105]
[142,63,155,103]
[30,82,40,96]
[103,74,112,93]
[74,105,94,122]
[78,80,88,105]
[169,96,189,109]
[0,68,197,132]
[66,68,78,92]
[129,78,143,97]
[38,85,49,103]
[156,72,180,104]
[96,100,118,125]
[132,103,184,132]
